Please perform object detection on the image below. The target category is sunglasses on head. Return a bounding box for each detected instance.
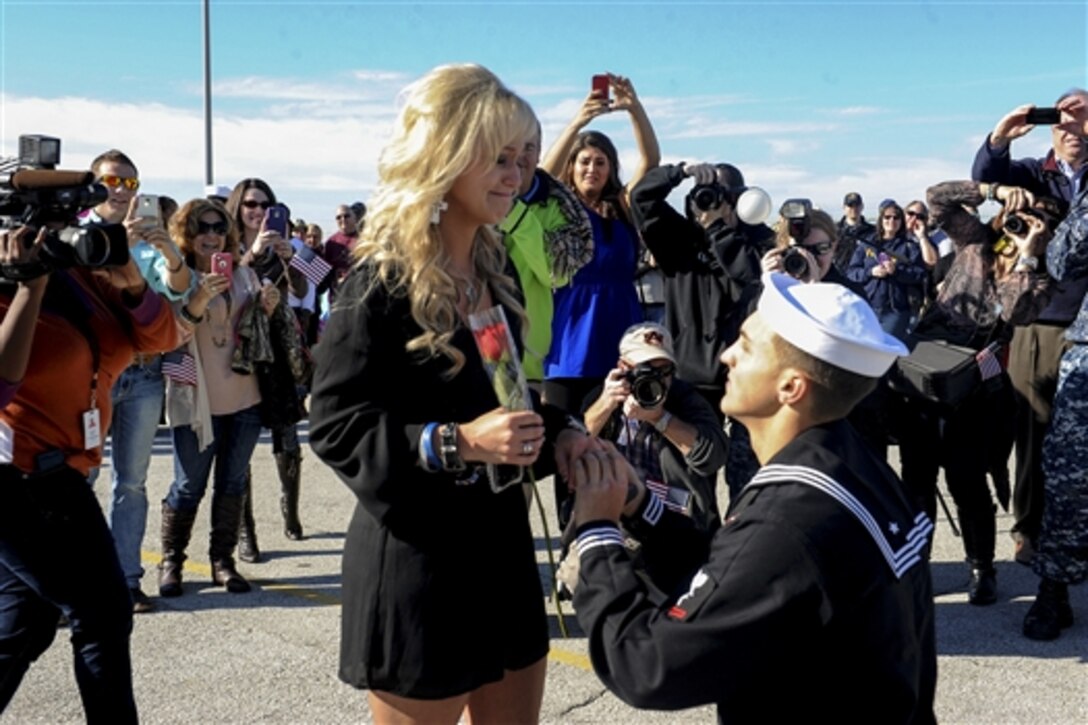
[98,174,140,191]
[241,199,272,210]
[196,220,228,235]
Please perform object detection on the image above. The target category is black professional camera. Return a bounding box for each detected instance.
[625,363,672,408]
[779,198,814,279]
[691,183,731,212]
[1002,208,1045,237]
[0,135,129,281]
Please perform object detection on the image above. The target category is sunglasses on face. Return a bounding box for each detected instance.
[196,220,228,235]
[241,199,272,210]
[883,215,902,221]
[801,241,834,256]
[335,214,352,220]
[905,210,928,220]
[98,174,140,191]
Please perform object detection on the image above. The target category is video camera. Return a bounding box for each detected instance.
[0,135,129,281]
[779,198,814,278]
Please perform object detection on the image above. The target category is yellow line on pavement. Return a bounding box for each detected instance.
[142,551,593,671]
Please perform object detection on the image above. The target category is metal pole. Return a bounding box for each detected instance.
[202,0,213,186]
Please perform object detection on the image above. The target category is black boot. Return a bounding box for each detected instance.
[159,502,198,598]
[959,506,997,606]
[1023,578,1074,641]
[237,467,261,563]
[210,493,251,593]
[276,451,304,540]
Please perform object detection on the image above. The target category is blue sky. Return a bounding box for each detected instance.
[2,1,1086,231]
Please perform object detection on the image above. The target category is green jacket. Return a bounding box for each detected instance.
[501,200,552,381]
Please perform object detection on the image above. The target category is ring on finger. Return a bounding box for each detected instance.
[522,442,534,455]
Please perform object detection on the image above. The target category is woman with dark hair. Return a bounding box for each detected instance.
[224,179,310,557]
[894,180,1053,606]
[846,199,927,341]
[539,74,660,414]
[158,198,278,596]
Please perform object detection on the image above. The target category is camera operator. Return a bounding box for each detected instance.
[0,216,177,720]
[895,180,1054,607]
[761,203,893,461]
[630,162,774,497]
[972,89,1088,565]
[582,323,728,535]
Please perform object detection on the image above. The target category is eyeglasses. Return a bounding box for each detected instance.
[801,241,834,256]
[905,210,928,220]
[241,199,272,210]
[196,220,228,235]
[98,174,140,191]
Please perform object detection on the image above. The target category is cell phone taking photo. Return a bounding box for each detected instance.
[591,74,610,102]
[210,251,233,280]
[134,194,161,223]
[264,204,289,237]
[1025,107,1061,125]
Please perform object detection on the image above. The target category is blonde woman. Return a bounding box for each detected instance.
[309,64,588,724]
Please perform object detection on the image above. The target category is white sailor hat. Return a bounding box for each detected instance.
[757,272,907,377]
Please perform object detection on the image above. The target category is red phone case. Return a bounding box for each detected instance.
[211,252,233,278]
[591,74,610,100]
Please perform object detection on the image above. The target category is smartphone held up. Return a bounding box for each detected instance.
[263,204,289,237]
[210,251,233,280]
[591,74,610,102]
[1025,107,1061,125]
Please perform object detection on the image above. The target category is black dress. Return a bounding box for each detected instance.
[309,268,558,698]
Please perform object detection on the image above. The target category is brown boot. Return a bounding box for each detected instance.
[210,493,251,593]
[238,467,261,563]
[276,451,304,540]
[159,502,198,598]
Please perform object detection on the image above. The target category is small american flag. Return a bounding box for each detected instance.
[162,350,198,386]
[645,479,691,514]
[976,342,1003,382]
[290,246,333,288]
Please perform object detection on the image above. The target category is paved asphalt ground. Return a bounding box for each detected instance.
[3,422,1086,723]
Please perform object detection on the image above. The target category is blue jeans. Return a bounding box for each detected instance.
[879,309,912,344]
[107,359,165,589]
[0,465,137,723]
[166,404,263,511]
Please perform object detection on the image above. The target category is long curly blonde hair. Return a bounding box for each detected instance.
[351,64,537,375]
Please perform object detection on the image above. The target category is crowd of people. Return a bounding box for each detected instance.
[1,63,1086,723]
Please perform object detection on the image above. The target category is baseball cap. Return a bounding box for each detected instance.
[619,323,676,365]
[843,192,863,207]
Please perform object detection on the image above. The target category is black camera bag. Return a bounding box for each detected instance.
[890,339,980,407]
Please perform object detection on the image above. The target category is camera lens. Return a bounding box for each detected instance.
[692,185,722,212]
[781,248,810,279]
[632,377,667,408]
[1003,214,1027,236]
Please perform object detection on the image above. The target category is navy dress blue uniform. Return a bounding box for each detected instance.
[1037,185,1088,586]
[573,420,937,723]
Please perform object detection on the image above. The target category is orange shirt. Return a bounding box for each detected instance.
[0,269,177,476]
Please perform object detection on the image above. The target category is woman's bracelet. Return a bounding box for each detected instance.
[420,422,442,472]
[179,305,204,325]
[166,257,184,274]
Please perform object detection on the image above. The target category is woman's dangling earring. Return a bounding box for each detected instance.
[431,200,448,225]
